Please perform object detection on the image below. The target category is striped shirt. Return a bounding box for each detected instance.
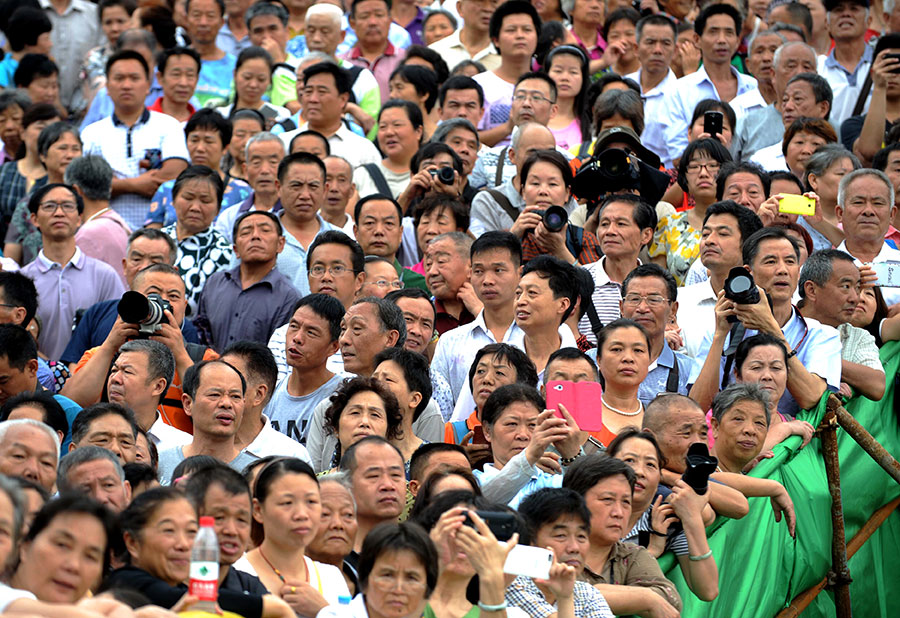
[578,257,637,344]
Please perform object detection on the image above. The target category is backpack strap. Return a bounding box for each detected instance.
[275,117,298,133]
[363,163,393,197]
[494,147,508,187]
[345,65,364,104]
[486,189,521,224]
[665,355,681,393]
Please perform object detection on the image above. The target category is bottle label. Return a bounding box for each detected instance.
[189,561,219,601]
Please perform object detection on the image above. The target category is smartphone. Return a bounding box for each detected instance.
[144,148,162,169]
[503,545,554,580]
[464,510,517,541]
[778,194,816,216]
[703,110,724,137]
[886,52,900,74]
[546,380,605,431]
[472,425,487,444]
[872,261,900,287]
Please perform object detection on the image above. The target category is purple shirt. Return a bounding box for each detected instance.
[396,7,426,46]
[22,247,126,359]
[342,42,406,104]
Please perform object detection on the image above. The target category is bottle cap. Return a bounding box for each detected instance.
[199,516,215,527]
[338,595,352,604]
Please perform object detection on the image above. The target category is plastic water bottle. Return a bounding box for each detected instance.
[189,516,220,612]
[330,595,354,617]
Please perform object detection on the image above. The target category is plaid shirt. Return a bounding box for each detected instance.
[506,575,614,618]
[0,161,30,228]
[521,228,602,266]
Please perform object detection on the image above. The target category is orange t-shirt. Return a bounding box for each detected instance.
[443,410,480,444]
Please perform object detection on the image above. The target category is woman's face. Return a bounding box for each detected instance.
[688,114,733,148]
[173,177,219,235]
[684,151,721,201]
[337,390,389,451]
[0,491,16,572]
[483,401,541,468]
[583,475,633,547]
[256,473,322,550]
[41,132,82,180]
[389,77,422,108]
[235,58,271,105]
[307,482,357,562]
[851,287,877,329]
[547,53,583,100]
[416,205,458,253]
[532,0,563,21]
[785,131,828,178]
[521,160,570,208]
[612,437,660,508]
[597,326,650,389]
[0,104,23,153]
[23,119,54,153]
[230,118,264,164]
[364,549,429,618]
[378,107,422,161]
[17,512,107,602]
[101,5,132,46]
[127,498,197,586]
[811,157,854,205]
[424,14,455,46]
[712,399,768,469]
[471,353,518,411]
[736,344,787,409]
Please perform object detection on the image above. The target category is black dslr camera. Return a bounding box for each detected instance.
[723,267,761,322]
[428,166,455,185]
[117,291,173,337]
[534,205,568,233]
[681,443,719,495]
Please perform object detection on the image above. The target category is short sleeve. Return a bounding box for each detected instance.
[648,215,671,258]
[158,117,189,162]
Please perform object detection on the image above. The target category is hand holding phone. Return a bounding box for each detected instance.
[777,194,816,216]
[703,111,724,137]
[546,380,604,431]
[503,545,554,580]
[872,261,900,287]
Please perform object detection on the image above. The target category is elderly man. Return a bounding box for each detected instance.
[836,168,900,306]
[425,232,478,335]
[342,0,405,103]
[0,419,60,492]
[321,156,356,236]
[68,402,139,464]
[798,250,886,400]
[728,30,786,120]
[819,0,873,128]
[429,0,501,72]
[57,446,132,512]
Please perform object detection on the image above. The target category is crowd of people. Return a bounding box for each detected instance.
[0,0,895,615]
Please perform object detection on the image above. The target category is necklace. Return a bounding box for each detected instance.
[257,546,308,584]
[601,396,643,416]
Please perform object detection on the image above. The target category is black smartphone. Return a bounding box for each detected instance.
[886,52,900,74]
[463,510,516,541]
[144,148,162,169]
[704,111,724,137]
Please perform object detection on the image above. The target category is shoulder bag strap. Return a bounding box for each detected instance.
[363,163,393,197]
[494,147,508,187]
[486,189,520,224]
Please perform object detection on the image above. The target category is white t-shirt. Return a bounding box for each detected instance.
[0,583,35,612]
[352,161,411,200]
[234,555,350,605]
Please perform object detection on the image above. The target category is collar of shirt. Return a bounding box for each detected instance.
[648,343,676,373]
[591,256,639,287]
[825,43,874,74]
[38,0,89,15]
[625,68,676,98]
[148,98,196,117]
[469,309,521,342]
[836,238,900,262]
[164,224,220,250]
[278,211,329,242]
[692,63,756,92]
[112,108,151,128]
[570,27,604,55]
[497,177,527,211]
[35,246,85,272]
[349,40,397,60]
[224,264,279,289]
[243,414,276,456]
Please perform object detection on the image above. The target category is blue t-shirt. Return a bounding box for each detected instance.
[145,176,252,227]
[0,55,17,88]
[195,54,237,109]
[54,393,82,454]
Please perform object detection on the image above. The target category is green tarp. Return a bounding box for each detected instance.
[659,340,900,618]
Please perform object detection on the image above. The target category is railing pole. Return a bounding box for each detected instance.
[827,396,900,486]
[819,410,853,618]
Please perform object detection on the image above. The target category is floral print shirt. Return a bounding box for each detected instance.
[649,210,701,285]
[162,224,234,317]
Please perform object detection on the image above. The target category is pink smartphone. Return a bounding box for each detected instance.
[546,380,605,431]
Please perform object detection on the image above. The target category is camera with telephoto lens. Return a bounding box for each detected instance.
[723,267,761,323]
[681,443,718,495]
[572,148,642,201]
[533,205,568,233]
[117,291,173,337]
[428,166,455,185]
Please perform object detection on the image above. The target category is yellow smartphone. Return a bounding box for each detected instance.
[778,194,816,216]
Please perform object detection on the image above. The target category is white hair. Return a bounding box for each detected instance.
[306,3,343,27]
[837,168,895,209]
[245,131,286,161]
[0,419,60,461]
[772,41,817,68]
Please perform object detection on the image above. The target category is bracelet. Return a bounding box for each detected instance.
[689,549,713,561]
[477,600,509,612]
[560,451,583,465]
[648,528,668,537]
[787,348,798,359]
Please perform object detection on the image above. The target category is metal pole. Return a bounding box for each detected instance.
[819,410,852,618]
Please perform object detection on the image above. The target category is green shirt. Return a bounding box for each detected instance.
[394,258,429,293]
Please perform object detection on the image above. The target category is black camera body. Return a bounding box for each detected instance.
[681,442,718,495]
[117,291,173,337]
[429,166,455,185]
[533,205,568,233]
[723,267,761,322]
[572,148,642,203]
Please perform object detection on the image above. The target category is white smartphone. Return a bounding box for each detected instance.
[872,261,900,287]
[503,545,553,580]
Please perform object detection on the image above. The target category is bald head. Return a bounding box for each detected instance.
[773,42,818,97]
[510,123,556,171]
[643,395,708,473]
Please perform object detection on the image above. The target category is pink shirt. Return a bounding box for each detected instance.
[75,208,132,285]
[551,118,585,151]
[569,27,606,60]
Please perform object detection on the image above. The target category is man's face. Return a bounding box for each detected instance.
[483,401,539,467]
[304,73,348,128]
[0,355,38,405]
[545,358,596,383]
[395,297,435,355]
[838,175,897,243]
[324,157,354,216]
[244,139,284,196]
[350,442,405,521]
[534,515,590,575]
[158,54,199,105]
[809,259,861,325]
[339,302,398,375]
[184,363,245,439]
[620,276,673,341]
[306,13,345,55]
[883,151,900,198]
[596,201,651,260]
[510,78,556,126]
[443,128,479,176]
[781,80,828,128]
[186,0,224,45]
[425,238,470,302]
[721,172,766,211]
[700,213,744,272]
[72,413,136,464]
[773,44,818,97]
[107,59,151,111]
[0,425,58,491]
[747,33,782,85]
[134,272,188,327]
[515,271,567,332]
[637,23,676,76]
[439,89,484,126]
[66,459,131,512]
[30,186,81,242]
[349,0,391,50]
[827,1,867,40]
[187,128,225,170]
[0,286,27,326]
[458,0,498,33]
[107,350,166,415]
[653,403,708,473]
[285,305,340,371]
[280,162,325,223]
[354,199,403,259]
[471,248,520,310]
[308,243,364,308]
[749,238,800,305]
[493,13,538,60]
[359,260,401,299]
[200,483,252,566]
[249,14,289,52]
[234,213,284,264]
[699,13,739,66]
[124,237,174,286]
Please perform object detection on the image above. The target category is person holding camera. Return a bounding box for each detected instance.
[396,142,467,214]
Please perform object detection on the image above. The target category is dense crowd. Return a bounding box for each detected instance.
[0,0,894,615]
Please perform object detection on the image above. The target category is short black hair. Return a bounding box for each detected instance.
[308,230,365,275]
[0,272,38,326]
[288,293,346,342]
[515,71,558,102]
[26,493,116,574]
[518,487,591,536]
[353,194,403,225]
[572,264,596,321]
[596,194,658,246]
[0,391,68,438]
[373,347,432,421]
[677,137,734,193]
[290,130,331,156]
[546,347,599,381]
[70,402,139,446]
[470,230,523,267]
[185,107,232,146]
[562,453,636,495]
[232,209,283,241]
[379,99,424,134]
[183,464,251,510]
[702,200,764,245]
[172,165,225,205]
[390,64,439,113]
[123,462,157,489]
[767,1,813,36]
[622,263,678,302]
[13,54,58,89]
[603,7,641,40]
[221,341,280,406]
[357,522,438,597]
[480,383,545,428]
[742,226,801,266]
[156,45,201,74]
[350,0,392,17]
[403,45,450,85]
[303,62,352,95]
[27,182,84,215]
[689,99,736,138]
[0,324,38,369]
[22,102,61,130]
[408,442,468,483]
[170,455,223,482]
[438,75,485,109]
[106,48,150,79]
[716,161,771,201]
[182,359,247,399]
[467,343,538,394]
[873,143,900,172]
[489,0,541,42]
[277,151,326,184]
[695,2,742,36]
[636,13,677,40]
[409,141,464,176]
[413,194,468,231]
[185,0,226,16]
[521,255,580,323]
[768,170,804,193]
[7,8,52,53]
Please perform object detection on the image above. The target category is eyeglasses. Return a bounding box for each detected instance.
[371,279,404,289]
[513,92,555,105]
[622,294,670,308]
[38,201,78,213]
[309,265,353,277]
[685,161,721,175]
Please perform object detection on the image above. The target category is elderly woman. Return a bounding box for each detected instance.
[162,165,234,316]
[307,474,360,595]
[0,91,30,165]
[710,383,773,474]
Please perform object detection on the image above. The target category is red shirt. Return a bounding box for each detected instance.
[148,97,196,122]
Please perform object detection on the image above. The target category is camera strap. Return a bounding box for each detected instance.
[363,163,393,198]
[486,189,521,226]
[495,147,509,187]
[583,294,604,342]
[720,322,746,390]
[666,357,680,393]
